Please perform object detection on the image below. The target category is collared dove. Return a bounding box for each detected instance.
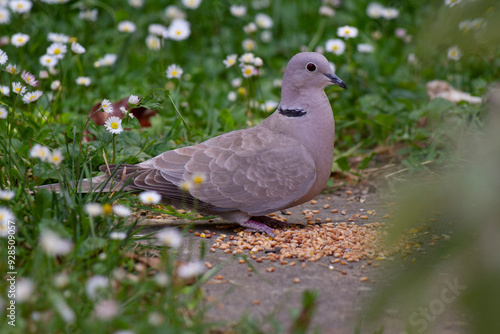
[38,52,346,236]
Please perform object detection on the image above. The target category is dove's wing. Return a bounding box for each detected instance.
[132,127,316,216]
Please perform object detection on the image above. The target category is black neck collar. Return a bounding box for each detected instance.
[278,107,307,117]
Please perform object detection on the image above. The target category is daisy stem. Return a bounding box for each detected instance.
[112,134,117,164]
[308,18,326,51]
[89,216,96,238]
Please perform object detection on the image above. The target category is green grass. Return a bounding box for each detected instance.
[0,0,499,333]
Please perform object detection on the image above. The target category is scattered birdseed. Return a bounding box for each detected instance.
[360,277,369,282]
[293,278,300,283]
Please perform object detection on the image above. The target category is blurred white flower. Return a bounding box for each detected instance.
[40,230,73,256]
[0,85,9,96]
[243,22,257,34]
[15,278,35,303]
[0,7,11,24]
[76,76,91,86]
[179,180,193,191]
[94,54,117,67]
[148,312,164,326]
[255,13,273,29]
[230,5,246,17]
[86,275,109,300]
[260,30,272,43]
[253,57,263,67]
[47,32,69,43]
[139,191,161,204]
[79,8,98,21]
[0,206,15,225]
[366,3,384,18]
[9,0,32,14]
[11,33,30,47]
[166,64,183,79]
[12,82,26,95]
[241,64,255,78]
[242,38,256,51]
[227,91,237,101]
[128,0,144,9]
[51,80,61,91]
[165,5,186,20]
[407,53,418,64]
[128,95,141,105]
[148,24,168,37]
[71,42,85,54]
[0,49,7,65]
[112,205,132,217]
[470,18,485,30]
[231,77,242,87]
[94,299,119,320]
[357,43,374,53]
[445,0,463,7]
[100,99,113,114]
[146,35,162,50]
[261,100,278,112]
[40,54,59,67]
[22,90,43,104]
[0,107,8,119]
[53,273,70,288]
[177,261,205,279]
[337,25,358,39]
[154,272,170,287]
[48,149,64,166]
[156,228,183,248]
[0,190,14,201]
[21,70,38,87]
[319,6,335,17]
[223,54,238,68]
[395,28,407,38]
[191,173,206,186]
[238,52,255,64]
[39,70,49,79]
[118,20,136,33]
[167,19,191,40]
[104,116,124,134]
[447,46,462,61]
[6,64,19,75]
[182,0,202,9]
[382,8,399,20]
[85,203,103,217]
[30,144,50,161]
[54,296,75,323]
[47,42,67,59]
[325,39,346,55]
[110,231,127,240]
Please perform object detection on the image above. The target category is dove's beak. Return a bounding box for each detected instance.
[324,73,346,89]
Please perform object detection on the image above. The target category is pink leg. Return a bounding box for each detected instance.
[238,220,276,238]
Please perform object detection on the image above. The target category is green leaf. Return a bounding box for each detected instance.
[217,109,234,130]
[335,156,350,171]
[375,113,396,127]
[77,237,107,259]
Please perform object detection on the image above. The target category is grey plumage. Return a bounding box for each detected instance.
[38,52,346,236]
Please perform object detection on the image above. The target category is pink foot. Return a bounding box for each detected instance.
[239,220,276,237]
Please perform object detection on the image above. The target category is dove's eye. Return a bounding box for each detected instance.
[305,62,317,72]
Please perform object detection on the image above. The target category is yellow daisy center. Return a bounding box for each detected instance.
[193,176,204,184]
[15,88,20,92]
[103,203,113,215]
[176,30,182,35]
[333,46,338,50]
[171,70,178,76]
[111,122,119,129]
[30,95,36,101]
[345,29,350,34]
[245,69,252,75]
[17,4,23,9]
[54,49,61,55]
[17,38,23,42]
[53,156,59,162]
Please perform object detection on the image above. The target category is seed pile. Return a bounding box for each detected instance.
[207,222,386,264]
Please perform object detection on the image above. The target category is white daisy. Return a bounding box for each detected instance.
[382,8,399,20]
[325,39,346,55]
[15,278,35,303]
[100,99,113,114]
[128,0,144,9]
[0,49,7,65]
[39,70,49,79]
[71,42,85,54]
[231,77,242,87]
[40,54,59,67]
[238,52,255,64]
[48,32,69,43]
[444,0,463,7]
[167,19,191,41]
[255,13,273,29]
[0,206,15,225]
[261,30,272,43]
[104,116,123,134]
[227,91,237,101]
[0,107,8,119]
[85,275,109,300]
[156,228,183,248]
[154,272,170,287]
[319,6,335,17]
[78,8,98,21]
[139,191,161,204]
[118,20,136,33]
[366,3,384,18]
[50,80,61,91]
[9,0,32,14]
[243,22,257,34]
[30,144,50,161]
[128,95,140,105]
[39,230,73,256]
[165,5,186,20]
[337,25,358,39]
[48,149,64,166]
[109,231,127,240]
[94,299,119,320]
[85,203,103,217]
[357,43,374,53]
[94,54,117,67]
[253,57,263,67]
[241,64,255,78]
[261,100,278,112]
[76,76,91,86]
[21,70,37,87]
[112,205,131,217]
[12,82,26,95]
[166,64,183,79]
[11,33,30,47]
[22,90,43,104]
[230,5,246,17]
[6,64,19,75]
[177,261,205,279]
[0,190,15,201]
[223,54,238,68]
[0,7,11,24]
[148,24,168,37]
[447,46,462,61]
[242,39,256,51]
[146,35,162,50]
[47,43,67,59]
[53,273,70,289]
[0,85,10,96]
[182,0,202,9]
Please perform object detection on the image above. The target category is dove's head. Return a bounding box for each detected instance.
[283,52,346,90]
